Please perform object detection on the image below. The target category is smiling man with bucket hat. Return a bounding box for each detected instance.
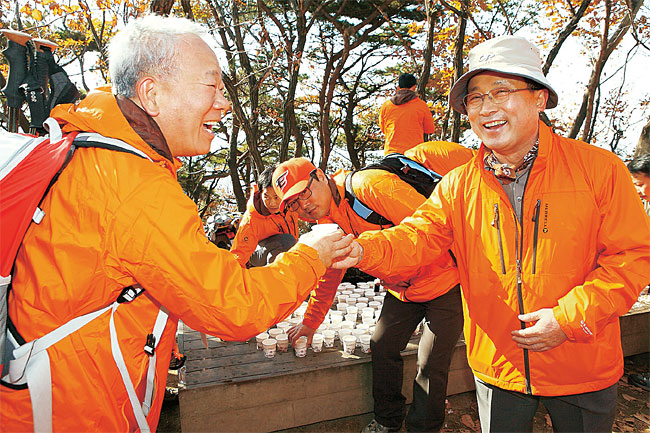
[339,35,650,432]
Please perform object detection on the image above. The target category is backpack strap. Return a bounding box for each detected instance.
[344,172,393,227]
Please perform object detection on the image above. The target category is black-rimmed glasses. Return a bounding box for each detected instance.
[463,87,532,111]
[286,169,318,212]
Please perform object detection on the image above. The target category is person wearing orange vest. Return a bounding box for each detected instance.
[272,140,473,433]
[379,73,436,155]
[0,15,355,432]
[230,165,299,267]
[342,36,650,433]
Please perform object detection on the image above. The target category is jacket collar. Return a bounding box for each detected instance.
[474,119,551,175]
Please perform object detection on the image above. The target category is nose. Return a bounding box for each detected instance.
[479,94,498,116]
[213,89,231,121]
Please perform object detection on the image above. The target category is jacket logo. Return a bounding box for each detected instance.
[543,203,549,233]
[275,170,289,192]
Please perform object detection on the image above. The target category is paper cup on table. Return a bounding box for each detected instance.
[294,336,308,358]
[329,322,342,339]
[354,288,365,295]
[317,323,328,333]
[256,332,269,350]
[342,319,355,329]
[369,301,381,310]
[349,293,361,300]
[355,302,368,310]
[362,316,376,326]
[276,333,289,352]
[311,333,324,352]
[364,290,376,298]
[338,328,353,339]
[357,323,370,333]
[358,297,369,304]
[342,335,357,354]
[269,328,283,339]
[342,290,353,296]
[352,329,366,347]
[262,338,277,358]
[330,315,343,325]
[289,317,302,326]
[360,335,371,353]
[337,294,349,304]
[323,330,336,348]
[345,306,358,317]
[336,303,348,312]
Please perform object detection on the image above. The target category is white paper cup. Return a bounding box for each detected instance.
[294,336,308,358]
[317,323,328,333]
[342,320,355,330]
[256,332,269,350]
[329,322,342,339]
[336,303,348,312]
[311,333,324,352]
[330,315,343,325]
[360,335,371,353]
[262,338,277,358]
[364,290,376,298]
[337,294,349,304]
[342,335,357,354]
[357,324,370,332]
[355,302,368,310]
[352,329,366,347]
[362,316,376,326]
[310,223,340,234]
[369,301,382,310]
[323,330,336,348]
[338,328,353,338]
[342,290,353,296]
[276,333,289,352]
[346,306,358,317]
[269,328,283,339]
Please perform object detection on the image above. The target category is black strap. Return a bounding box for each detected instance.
[344,172,393,226]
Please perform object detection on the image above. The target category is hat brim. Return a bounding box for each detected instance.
[449,67,559,115]
[279,179,310,212]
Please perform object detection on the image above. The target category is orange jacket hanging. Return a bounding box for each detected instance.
[1,87,326,432]
[357,122,650,396]
[231,185,299,267]
[302,141,473,329]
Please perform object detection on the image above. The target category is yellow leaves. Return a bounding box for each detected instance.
[408,22,424,37]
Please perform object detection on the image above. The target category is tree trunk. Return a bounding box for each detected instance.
[542,0,592,75]
[228,122,247,211]
[150,0,174,16]
[417,0,436,95]
[449,10,467,143]
[568,0,643,139]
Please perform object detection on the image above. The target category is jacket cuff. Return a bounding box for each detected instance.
[553,304,575,342]
[357,237,375,271]
[293,243,327,277]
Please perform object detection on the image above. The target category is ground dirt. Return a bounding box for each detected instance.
[159,352,649,433]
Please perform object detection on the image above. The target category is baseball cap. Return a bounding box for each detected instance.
[448,35,558,115]
[272,158,318,210]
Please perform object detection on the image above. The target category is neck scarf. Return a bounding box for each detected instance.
[484,140,538,182]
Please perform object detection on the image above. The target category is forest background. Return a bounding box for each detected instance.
[1,0,649,218]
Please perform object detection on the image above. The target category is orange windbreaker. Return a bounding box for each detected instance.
[302,141,472,329]
[230,185,299,267]
[357,122,650,396]
[1,87,326,432]
[379,97,435,155]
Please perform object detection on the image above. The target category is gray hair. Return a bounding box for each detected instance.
[108,15,208,98]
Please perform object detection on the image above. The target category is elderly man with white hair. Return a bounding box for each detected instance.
[1,15,354,432]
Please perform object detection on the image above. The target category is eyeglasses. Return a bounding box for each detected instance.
[286,169,318,212]
[463,87,532,111]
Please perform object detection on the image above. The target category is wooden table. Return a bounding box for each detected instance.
[177,325,473,432]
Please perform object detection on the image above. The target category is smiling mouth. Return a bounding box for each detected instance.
[203,121,219,133]
[484,120,507,129]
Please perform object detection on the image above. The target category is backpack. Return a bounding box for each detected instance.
[344,152,443,226]
[1,119,165,433]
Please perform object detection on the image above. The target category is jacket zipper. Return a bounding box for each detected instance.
[491,203,506,274]
[531,199,541,274]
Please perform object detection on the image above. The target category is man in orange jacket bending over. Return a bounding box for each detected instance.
[0,15,355,433]
[342,36,650,433]
[273,140,473,433]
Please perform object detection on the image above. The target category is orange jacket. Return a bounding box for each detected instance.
[357,122,650,396]
[230,185,299,267]
[302,141,472,329]
[379,97,435,155]
[1,87,326,432]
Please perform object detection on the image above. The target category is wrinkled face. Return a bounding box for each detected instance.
[631,173,650,201]
[466,72,548,159]
[290,170,332,220]
[261,186,281,214]
[154,35,230,157]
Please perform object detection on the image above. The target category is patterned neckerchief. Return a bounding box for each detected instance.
[484,139,539,182]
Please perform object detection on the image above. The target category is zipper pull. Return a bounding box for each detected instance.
[491,203,499,227]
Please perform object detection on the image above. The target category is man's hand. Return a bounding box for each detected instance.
[287,322,316,345]
[331,240,363,270]
[511,308,568,352]
[298,231,355,268]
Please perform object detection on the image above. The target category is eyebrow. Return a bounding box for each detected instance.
[468,79,513,93]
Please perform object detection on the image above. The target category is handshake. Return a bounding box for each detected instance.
[297,224,363,269]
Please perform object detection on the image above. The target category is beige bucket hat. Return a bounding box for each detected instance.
[449,35,559,115]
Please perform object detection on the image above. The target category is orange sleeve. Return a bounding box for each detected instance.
[303,268,345,329]
[230,209,260,267]
[420,101,436,134]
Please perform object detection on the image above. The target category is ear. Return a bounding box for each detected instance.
[316,169,328,182]
[134,76,160,117]
[535,88,549,112]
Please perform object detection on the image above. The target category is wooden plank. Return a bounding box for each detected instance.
[620,307,649,357]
